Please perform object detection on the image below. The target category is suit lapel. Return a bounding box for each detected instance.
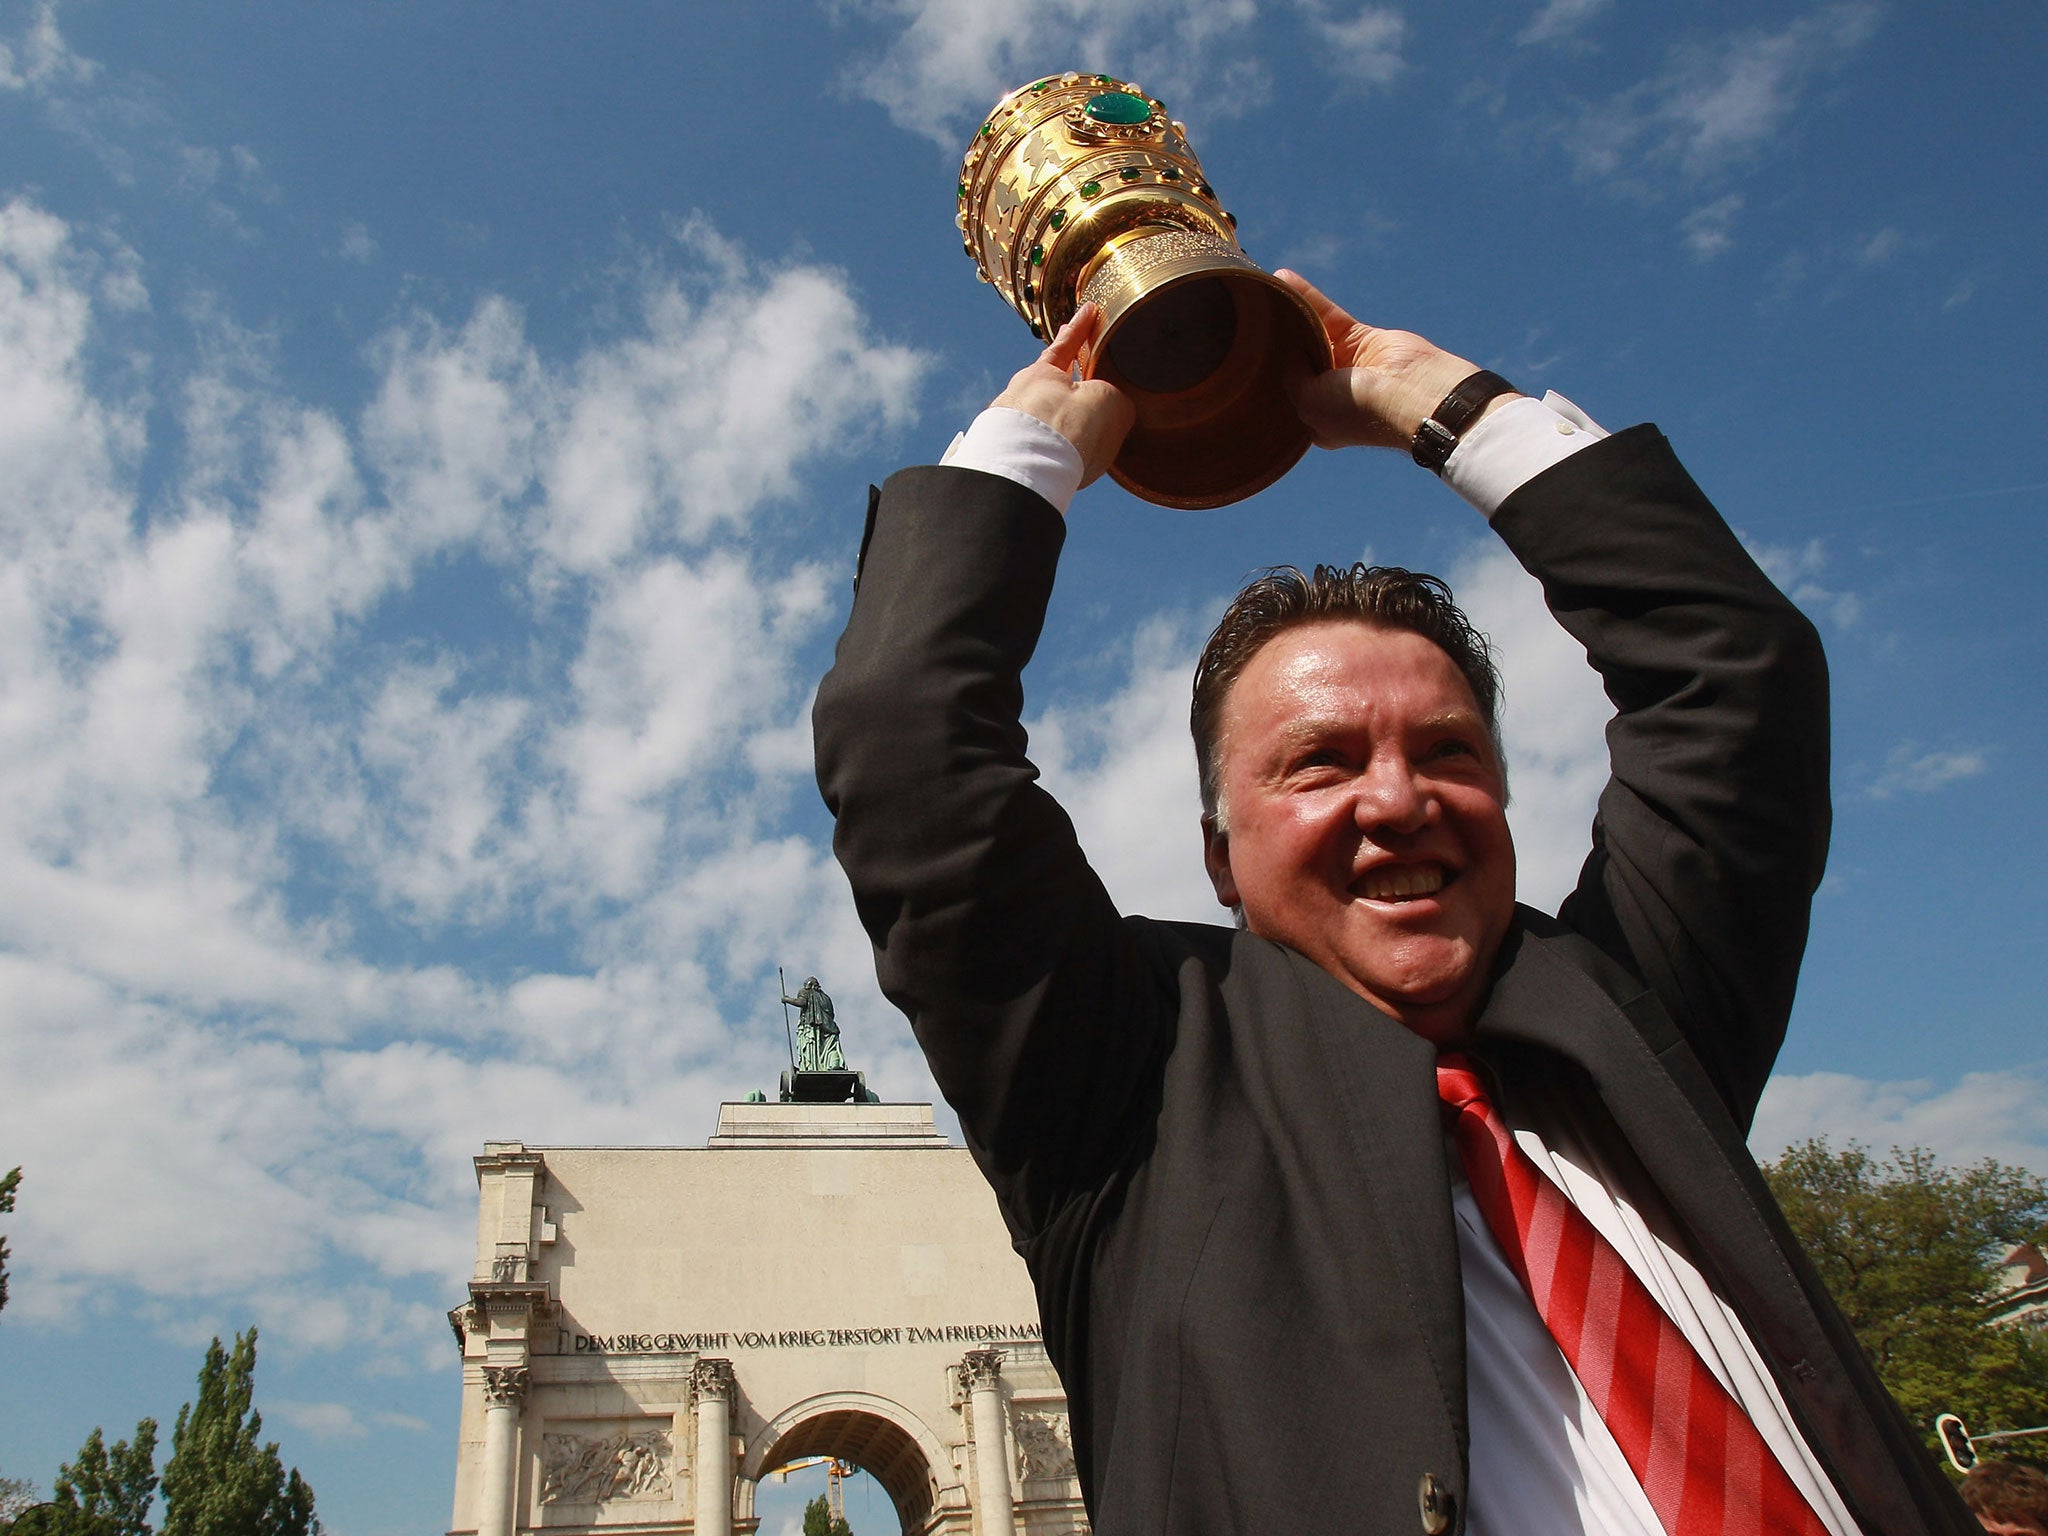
[1276,946,1471,1446]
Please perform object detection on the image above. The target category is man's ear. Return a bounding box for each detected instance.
[1201,815,1239,909]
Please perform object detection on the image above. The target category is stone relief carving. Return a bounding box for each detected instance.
[539,1429,674,1505]
[490,1249,529,1282]
[1015,1411,1076,1482]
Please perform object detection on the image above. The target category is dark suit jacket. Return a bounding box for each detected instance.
[814,428,1972,1535]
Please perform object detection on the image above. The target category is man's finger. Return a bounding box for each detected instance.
[1275,269,1369,349]
[1039,303,1100,372]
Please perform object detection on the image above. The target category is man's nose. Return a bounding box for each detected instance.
[1352,754,1435,836]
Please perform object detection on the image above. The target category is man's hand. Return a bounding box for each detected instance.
[1276,270,1514,452]
[990,303,1136,488]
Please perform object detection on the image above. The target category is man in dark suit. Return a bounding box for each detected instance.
[814,277,1973,1535]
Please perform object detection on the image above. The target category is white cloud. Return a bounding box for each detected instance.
[0,197,933,1364]
[1744,535,1861,629]
[1030,616,1219,924]
[840,0,1266,146]
[338,222,377,264]
[0,0,95,95]
[1447,542,1613,913]
[1562,5,1880,187]
[1853,226,1902,266]
[1752,1066,2048,1175]
[1864,742,1988,802]
[1519,0,1611,47]
[1679,192,1744,261]
[1296,2,1406,93]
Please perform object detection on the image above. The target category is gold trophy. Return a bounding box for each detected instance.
[957,73,1332,509]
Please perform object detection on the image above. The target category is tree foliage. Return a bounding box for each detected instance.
[0,1477,42,1523]
[158,1330,317,1536]
[1763,1139,2048,1441]
[801,1493,853,1536]
[50,1419,159,1536]
[1,1165,19,1318]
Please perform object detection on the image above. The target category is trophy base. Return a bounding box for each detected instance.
[1079,229,1333,510]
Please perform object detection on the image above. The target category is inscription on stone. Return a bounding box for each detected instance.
[561,1321,1042,1355]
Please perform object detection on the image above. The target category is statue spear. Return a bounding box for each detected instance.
[777,965,798,1072]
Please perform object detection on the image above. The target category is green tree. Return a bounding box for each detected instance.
[801,1493,852,1536]
[1763,1139,2048,1444]
[158,1330,317,1536]
[1,1166,20,1318]
[50,1419,158,1536]
[0,1476,42,1523]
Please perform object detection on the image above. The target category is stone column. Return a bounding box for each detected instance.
[691,1357,737,1536]
[478,1365,529,1536]
[962,1349,1015,1536]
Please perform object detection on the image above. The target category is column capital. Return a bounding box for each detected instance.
[481,1364,530,1407]
[690,1355,737,1405]
[961,1348,1005,1389]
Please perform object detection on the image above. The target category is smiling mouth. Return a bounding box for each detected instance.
[1355,864,1446,901]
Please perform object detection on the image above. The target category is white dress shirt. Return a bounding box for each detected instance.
[935,390,1863,1535]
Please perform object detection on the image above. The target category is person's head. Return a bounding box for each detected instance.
[1191,565,1514,1042]
[1962,1460,2048,1536]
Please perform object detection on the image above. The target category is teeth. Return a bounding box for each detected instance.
[1360,865,1444,901]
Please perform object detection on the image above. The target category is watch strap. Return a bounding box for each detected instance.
[1411,370,1517,473]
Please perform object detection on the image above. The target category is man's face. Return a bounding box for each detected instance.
[1201,620,1516,1042]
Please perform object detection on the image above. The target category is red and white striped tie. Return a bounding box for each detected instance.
[1436,1054,1829,1536]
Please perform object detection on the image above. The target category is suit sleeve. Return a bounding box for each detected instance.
[813,465,1177,1238]
[1488,426,1831,1126]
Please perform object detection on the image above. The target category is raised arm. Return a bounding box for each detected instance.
[813,317,1160,1238]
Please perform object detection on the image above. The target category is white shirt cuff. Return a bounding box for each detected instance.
[1443,391,1610,518]
[940,407,1086,515]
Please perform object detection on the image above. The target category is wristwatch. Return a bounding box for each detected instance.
[1411,370,1517,474]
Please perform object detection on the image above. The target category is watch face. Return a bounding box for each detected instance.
[1412,417,1460,470]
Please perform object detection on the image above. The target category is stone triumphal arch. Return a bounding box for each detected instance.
[447,1102,1088,1535]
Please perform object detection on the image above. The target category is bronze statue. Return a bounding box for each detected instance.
[782,976,848,1073]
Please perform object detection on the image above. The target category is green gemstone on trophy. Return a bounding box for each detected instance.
[1119,166,1142,181]
[1163,166,1182,181]
[1048,208,1066,229]
[957,182,967,200]
[1084,92,1150,126]
[1032,79,1053,93]
[1030,245,1044,266]
[1080,180,1102,199]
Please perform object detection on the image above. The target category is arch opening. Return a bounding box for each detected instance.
[754,1407,937,1535]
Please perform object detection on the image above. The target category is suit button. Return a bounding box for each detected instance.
[1418,1472,1456,1534]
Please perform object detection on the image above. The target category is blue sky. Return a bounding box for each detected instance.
[0,1,2042,1531]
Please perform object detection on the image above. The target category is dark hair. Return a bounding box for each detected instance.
[1963,1461,2048,1531]
[1190,563,1504,825]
